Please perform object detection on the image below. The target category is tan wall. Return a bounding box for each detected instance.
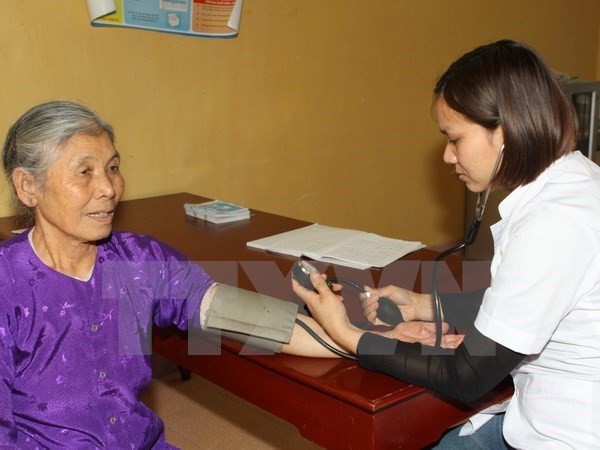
[597,18,600,78]
[0,0,599,245]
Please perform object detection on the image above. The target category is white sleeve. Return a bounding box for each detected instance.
[475,203,595,354]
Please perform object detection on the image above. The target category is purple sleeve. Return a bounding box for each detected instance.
[153,259,215,330]
[0,309,17,446]
[104,232,216,332]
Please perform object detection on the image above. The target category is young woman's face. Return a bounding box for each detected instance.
[434,98,504,193]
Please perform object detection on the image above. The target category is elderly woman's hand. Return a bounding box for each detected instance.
[292,270,462,353]
[292,270,364,353]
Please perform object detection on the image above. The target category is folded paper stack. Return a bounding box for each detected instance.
[184,200,250,224]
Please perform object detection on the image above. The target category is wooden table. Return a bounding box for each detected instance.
[0,193,511,449]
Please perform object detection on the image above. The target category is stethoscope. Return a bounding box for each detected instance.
[293,145,504,357]
[431,144,504,347]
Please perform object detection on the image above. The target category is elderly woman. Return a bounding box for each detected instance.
[0,100,446,448]
[0,101,305,448]
[0,101,219,448]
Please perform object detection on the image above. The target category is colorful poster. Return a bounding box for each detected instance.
[85,0,243,38]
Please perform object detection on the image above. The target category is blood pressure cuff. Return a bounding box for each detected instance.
[200,284,299,353]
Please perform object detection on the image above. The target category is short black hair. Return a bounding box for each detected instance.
[434,40,577,190]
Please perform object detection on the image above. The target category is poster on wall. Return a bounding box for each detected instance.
[85,0,243,38]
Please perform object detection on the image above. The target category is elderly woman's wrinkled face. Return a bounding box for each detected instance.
[33,132,124,244]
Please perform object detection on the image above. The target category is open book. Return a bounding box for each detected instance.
[247,224,424,269]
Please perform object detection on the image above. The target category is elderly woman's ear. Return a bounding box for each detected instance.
[11,168,39,208]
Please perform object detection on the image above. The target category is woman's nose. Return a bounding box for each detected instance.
[95,171,117,198]
[443,144,457,165]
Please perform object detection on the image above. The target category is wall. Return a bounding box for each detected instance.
[598,19,600,78]
[0,0,598,245]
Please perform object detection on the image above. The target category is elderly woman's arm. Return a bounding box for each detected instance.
[199,283,462,358]
[0,322,17,446]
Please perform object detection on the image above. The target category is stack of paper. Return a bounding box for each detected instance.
[184,200,250,224]
[247,223,425,269]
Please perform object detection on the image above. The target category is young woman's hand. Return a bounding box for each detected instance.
[379,321,464,349]
[361,285,435,324]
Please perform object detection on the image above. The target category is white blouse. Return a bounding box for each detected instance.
[475,151,600,448]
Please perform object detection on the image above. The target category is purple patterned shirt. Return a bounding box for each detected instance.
[0,230,215,448]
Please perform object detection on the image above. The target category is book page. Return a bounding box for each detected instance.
[323,234,425,268]
[247,224,358,258]
[247,224,424,269]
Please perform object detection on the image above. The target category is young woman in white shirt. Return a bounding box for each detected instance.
[293,40,600,449]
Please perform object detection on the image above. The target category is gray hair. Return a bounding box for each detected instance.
[2,100,115,221]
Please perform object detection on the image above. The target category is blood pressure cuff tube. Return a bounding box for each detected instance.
[200,284,299,353]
